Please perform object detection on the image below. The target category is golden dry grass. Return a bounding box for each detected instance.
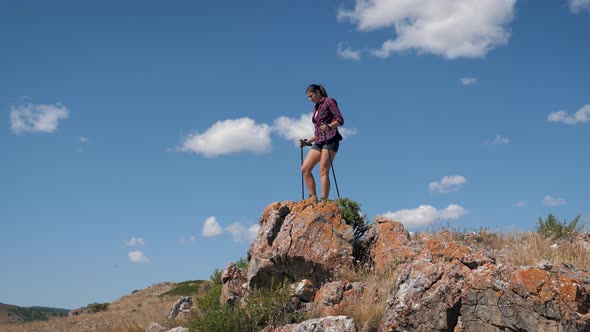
[0,282,201,332]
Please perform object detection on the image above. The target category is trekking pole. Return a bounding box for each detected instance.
[327,149,340,199]
[300,145,304,200]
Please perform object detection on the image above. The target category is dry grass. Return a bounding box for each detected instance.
[441,229,590,270]
[311,268,399,332]
[0,282,204,332]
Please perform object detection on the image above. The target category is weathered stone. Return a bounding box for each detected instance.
[363,217,417,273]
[314,281,366,317]
[165,328,188,332]
[263,315,357,332]
[220,262,247,305]
[248,200,354,290]
[290,279,315,303]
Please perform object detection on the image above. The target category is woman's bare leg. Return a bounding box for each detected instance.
[319,149,337,199]
[301,149,321,199]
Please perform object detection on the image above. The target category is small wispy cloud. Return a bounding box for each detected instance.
[179,235,197,245]
[569,0,590,13]
[428,175,467,193]
[201,216,259,243]
[514,201,528,208]
[225,223,260,242]
[79,136,89,144]
[176,118,272,157]
[337,42,361,61]
[484,134,510,146]
[125,237,145,247]
[128,250,150,263]
[543,195,567,206]
[202,216,223,237]
[547,105,590,125]
[382,204,466,228]
[461,78,478,86]
[10,103,69,134]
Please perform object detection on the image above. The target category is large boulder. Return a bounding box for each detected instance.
[247,200,355,289]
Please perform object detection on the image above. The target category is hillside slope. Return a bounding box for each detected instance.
[0,303,68,324]
[0,280,207,332]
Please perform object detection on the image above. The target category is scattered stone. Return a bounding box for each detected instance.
[145,322,166,332]
[262,315,357,332]
[290,279,315,302]
[166,296,192,321]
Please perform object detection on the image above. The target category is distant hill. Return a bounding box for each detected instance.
[0,303,69,324]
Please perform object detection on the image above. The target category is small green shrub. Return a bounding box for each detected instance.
[537,213,583,238]
[210,268,223,285]
[337,198,370,265]
[337,197,369,242]
[236,257,248,270]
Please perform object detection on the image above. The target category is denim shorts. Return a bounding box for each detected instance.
[311,138,340,152]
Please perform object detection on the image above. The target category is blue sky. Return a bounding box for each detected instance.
[1,0,589,309]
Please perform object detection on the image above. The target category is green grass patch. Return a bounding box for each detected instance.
[160,280,209,297]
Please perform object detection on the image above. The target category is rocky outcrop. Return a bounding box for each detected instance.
[242,201,590,331]
[380,238,590,331]
[247,199,354,290]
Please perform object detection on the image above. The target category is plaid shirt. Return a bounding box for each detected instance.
[312,97,344,143]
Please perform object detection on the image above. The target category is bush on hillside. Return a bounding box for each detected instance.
[537,213,583,239]
[189,276,305,331]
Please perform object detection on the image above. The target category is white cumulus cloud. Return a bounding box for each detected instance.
[338,0,516,59]
[225,223,260,243]
[273,113,357,146]
[10,103,69,134]
[543,195,567,206]
[547,105,590,125]
[125,237,145,246]
[429,175,467,193]
[177,118,272,157]
[461,78,478,86]
[273,113,315,145]
[382,204,466,228]
[514,201,528,208]
[128,250,150,263]
[337,42,362,61]
[569,0,590,13]
[202,216,223,237]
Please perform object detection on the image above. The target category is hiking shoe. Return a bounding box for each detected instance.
[319,196,328,202]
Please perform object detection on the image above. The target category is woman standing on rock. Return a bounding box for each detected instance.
[299,84,344,202]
